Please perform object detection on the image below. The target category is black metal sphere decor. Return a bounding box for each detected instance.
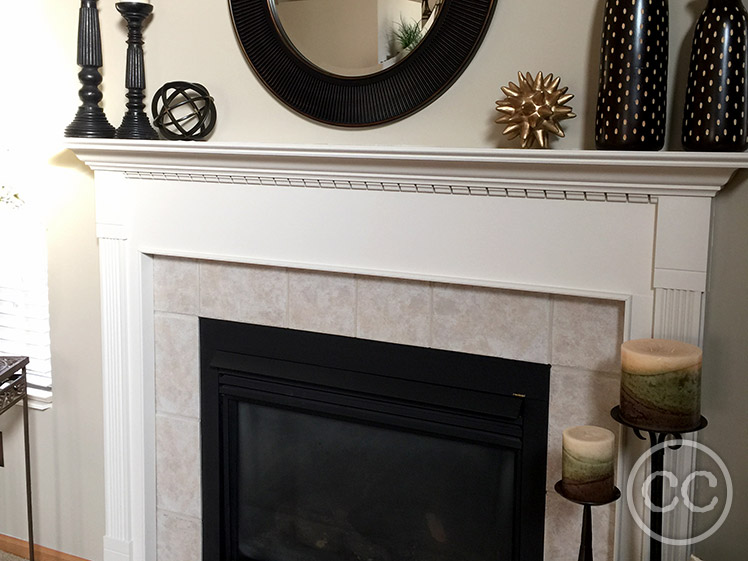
[151,82,217,141]
[682,0,748,151]
[595,0,669,150]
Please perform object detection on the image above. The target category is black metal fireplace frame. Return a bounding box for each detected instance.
[200,318,550,561]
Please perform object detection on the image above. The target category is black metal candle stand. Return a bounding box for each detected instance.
[611,406,708,561]
[115,2,158,140]
[555,480,621,561]
[65,0,116,138]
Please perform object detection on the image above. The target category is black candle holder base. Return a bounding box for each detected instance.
[116,113,159,140]
[555,481,621,561]
[611,405,708,436]
[66,105,116,139]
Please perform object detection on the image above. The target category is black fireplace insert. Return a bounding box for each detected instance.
[201,319,550,561]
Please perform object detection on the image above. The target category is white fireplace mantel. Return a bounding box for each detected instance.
[67,139,748,561]
[68,139,744,199]
[68,139,748,336]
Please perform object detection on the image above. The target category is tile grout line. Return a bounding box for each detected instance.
[153,309,199,320]
[156,410,201,424]
[428,281,435,348]
[156,507,202,523]
[285,266,290,328]
[548,294,556,367]
[354,275,360,339]
[197,258,203,318]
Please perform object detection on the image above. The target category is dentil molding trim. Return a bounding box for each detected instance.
[66,139,748,200]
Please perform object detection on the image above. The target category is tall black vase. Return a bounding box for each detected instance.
[682,0,748,151]
[595,0,669,150]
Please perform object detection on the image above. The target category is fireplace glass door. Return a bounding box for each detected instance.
[201,319,550,561]
[231,400,515,561]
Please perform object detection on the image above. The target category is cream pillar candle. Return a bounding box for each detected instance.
[562,425,615,503]
[620,338,702,430]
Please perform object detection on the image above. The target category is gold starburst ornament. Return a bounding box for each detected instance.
[495,71,576,149]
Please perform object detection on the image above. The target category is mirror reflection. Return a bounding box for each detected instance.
[272,0,443,77]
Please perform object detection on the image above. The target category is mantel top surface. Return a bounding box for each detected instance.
[66,139,748,198]
[65,138,748,164]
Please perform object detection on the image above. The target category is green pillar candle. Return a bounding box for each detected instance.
[620,338,702,431]
[562,425,615,503]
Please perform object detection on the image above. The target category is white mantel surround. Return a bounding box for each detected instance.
[68,139,748,561]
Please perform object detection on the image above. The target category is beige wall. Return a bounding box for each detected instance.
[96,0,705,150]
[0,2,104,561]
[0,0,745,560]
[695,171,748,560]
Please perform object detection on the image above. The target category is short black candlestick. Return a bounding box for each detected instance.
[555,481,621,561]
[115,2,158,140]
[65,0,116,138]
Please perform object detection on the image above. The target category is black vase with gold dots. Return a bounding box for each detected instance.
[595,0,669,150]
[682,0,748,151]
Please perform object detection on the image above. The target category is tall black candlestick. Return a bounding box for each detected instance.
[65,0,116,138]
[611,406,708,561]
[115,2,158,140]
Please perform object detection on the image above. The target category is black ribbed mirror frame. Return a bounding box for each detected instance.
[228,0,497,126]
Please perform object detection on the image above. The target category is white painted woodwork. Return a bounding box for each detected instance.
[653,286,707,561]
[67,139,748,561]
[98,237,133,561]
[68,140,742,198]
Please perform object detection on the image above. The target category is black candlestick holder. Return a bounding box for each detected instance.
[115,2,158,140]
[611,406,708,561]
[65,0,116,138]
[555,480,621,561]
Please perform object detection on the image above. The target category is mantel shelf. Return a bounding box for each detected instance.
[67,139,748,200]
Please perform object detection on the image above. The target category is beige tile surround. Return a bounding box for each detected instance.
[153,256,624,561]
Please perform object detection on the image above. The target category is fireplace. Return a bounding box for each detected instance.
[66,139,741,561]
[200,319,550,561]
[153,258,622,561]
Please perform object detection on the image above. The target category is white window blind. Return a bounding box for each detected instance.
[0,205,52,408]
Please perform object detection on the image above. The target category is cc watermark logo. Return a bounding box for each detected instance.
[626,440,733,546]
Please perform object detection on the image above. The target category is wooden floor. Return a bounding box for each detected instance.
[0,550,24,561]
[0,535,90,561]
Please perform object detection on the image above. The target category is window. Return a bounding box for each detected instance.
[0,200,52,409]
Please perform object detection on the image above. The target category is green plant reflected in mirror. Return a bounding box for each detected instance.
[229,0,498,126]
[270,0,442,77]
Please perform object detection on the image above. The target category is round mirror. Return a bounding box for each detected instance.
[271,0,442,77]
[229,0,497,126]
